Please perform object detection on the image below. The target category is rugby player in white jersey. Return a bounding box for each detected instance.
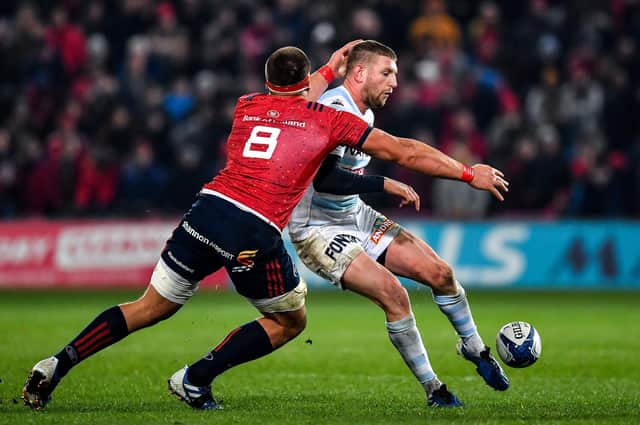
[288,41,510,403]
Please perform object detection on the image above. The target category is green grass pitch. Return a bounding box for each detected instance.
[0,288,639,425]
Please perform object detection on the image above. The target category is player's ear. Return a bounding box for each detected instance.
[353,64,367,84]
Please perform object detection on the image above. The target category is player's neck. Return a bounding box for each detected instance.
[267,91,308,99]
[342,79,368,115]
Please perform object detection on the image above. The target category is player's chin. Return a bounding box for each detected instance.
[373,97,388,108]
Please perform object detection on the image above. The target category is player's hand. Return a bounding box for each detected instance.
[468,164,509,201]
[383,177,421,211]
[326,40,363,77]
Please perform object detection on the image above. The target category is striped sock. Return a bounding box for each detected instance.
[433,285,484,353]
[54,306,129,377]
[386,315,440,393]
[187,320,274,387]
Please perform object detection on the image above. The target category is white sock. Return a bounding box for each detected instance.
[432,284,485,354]
[386,314,441,394]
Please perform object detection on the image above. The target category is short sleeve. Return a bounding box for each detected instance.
[328,110,372,149]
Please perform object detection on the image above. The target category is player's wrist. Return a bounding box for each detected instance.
[318,65,335,84]
[461,164,474,183]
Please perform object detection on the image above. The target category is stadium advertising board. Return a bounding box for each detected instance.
[1,220,638,288]
[287,221,640,289]
[0,220,228,288]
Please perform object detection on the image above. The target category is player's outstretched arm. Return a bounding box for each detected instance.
[361,128,509,201]
[308,40,363,101]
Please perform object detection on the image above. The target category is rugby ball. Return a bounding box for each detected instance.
[496,321,541,368]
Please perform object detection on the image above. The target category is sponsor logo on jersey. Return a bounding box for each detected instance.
[370,217,395,245]
[242,114,306,128]
[324,234,359,261]
[232,249,259,273]
[182,221,235,261]
[280,119,306,128]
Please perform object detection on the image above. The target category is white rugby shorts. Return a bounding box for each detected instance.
[292,202,401,287]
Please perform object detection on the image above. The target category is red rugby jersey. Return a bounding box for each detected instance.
[204,93,372,229]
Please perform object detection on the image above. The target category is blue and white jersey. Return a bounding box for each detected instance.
[288,86,374,240]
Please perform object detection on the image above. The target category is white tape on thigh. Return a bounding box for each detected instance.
[150,259,199,304]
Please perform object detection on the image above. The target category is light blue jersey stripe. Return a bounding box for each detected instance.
[311,195,359,211]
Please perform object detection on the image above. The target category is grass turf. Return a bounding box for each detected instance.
[0,288,639,425]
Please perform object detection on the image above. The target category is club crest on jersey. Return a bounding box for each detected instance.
[370,217,395,245]
[232,249,259,273]
[267,109,280,118]
[324,234,358,261]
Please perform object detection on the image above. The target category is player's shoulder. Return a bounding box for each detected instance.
[304,99,358,126]
[305,100,328,113]
[364,109,374,123]
[318,86,350,109]
[238,92,268,102]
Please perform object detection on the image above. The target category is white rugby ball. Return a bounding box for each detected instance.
[496,321,541,368]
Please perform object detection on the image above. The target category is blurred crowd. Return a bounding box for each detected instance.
[1,0,640,220]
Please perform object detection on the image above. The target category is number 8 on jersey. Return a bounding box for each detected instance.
[242,125,281,159]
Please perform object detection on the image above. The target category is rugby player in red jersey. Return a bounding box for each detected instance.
[23,42,508,411]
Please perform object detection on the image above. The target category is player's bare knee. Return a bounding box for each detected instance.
[281,314,306,341]
[272,308,307,341]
